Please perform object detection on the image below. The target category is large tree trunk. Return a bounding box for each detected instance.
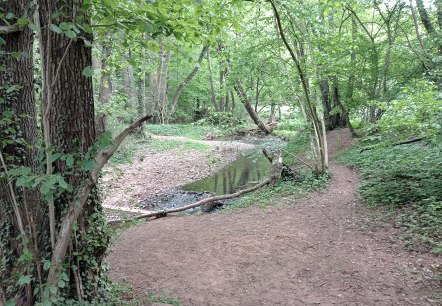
[123,52,137,119]
[207,48,218,111]
[39,0,108,300]
[0,1,41,303]
[98,38,112,105]
[234,81,271,134]
[169,45,208,117]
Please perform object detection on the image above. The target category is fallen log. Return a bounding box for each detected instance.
[360,137,426,153]
[109,155,283,225]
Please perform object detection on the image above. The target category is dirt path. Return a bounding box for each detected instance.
[108,131,440,305]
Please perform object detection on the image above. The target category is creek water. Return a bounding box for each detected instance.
[139,137,286,212]
[182,150,272,195]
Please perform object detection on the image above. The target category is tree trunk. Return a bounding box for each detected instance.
[0,1,41,302]
[169,45,208,117]
[158,49,171,123]
[122,54,137,118]
[98,38,112,105]
[207,48,218,111]
[234,81,271,134]
[416,0,435,34]
[39,0,109,300]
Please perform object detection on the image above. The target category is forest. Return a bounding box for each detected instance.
[0,0,441,305]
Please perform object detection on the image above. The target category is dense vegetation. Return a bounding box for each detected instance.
[1,0,441,304]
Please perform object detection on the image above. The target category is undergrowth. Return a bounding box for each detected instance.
[225,171,329,211]
[145,124,227,140]
[146,291,182,306]
[110,134,210,164]
[338,140,442,252]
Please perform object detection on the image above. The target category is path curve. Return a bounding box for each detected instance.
[108,162,439,305]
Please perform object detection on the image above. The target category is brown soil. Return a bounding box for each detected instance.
[108,129,441,305]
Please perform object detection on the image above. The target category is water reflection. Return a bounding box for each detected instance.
[183,151,271,195]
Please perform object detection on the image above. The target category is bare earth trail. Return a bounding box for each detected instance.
[108,131,440,305]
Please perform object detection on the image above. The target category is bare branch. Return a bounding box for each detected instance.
[45,114,152,294]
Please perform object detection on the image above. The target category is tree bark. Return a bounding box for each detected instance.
[234,81,271,134]
[0,1,41,302]
[169,45,208,116]
[207,48,218,111]
[39,0,108,300]
[98,38,112,105]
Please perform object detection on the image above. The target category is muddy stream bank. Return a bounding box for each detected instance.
[101,136,285,221]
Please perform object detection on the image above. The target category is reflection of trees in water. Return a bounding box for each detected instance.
[183,152,271,195]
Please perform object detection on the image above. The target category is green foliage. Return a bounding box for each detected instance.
[226,172,329,210]
[145,124,225,140]
[338,141,442,250]
[194,112,246,129]
[149,138,209,152]
[147,292,182,306]
[110,133,210,164]
[378,80,442,139]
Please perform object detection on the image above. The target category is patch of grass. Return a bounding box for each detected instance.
[145,124,227,140]
[280,132,311,168]
[110,135,210,164]
[102,279,139,306]
[110,134,145,164]
[225,172,329,211]
[146,292,182,306]
[148,138,209,152]
[338,141,442,251]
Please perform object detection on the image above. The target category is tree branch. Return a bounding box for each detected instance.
[45,114,152,294]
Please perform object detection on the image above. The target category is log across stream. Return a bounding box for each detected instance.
[109,137,286,223]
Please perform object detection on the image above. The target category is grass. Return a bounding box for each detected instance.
[337,140,442,252]
[225,172,329,211]
[146,291,182,306]
[110,134,210,164]
[145,124,227,140]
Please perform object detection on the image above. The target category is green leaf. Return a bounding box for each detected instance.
[58,279,66,288]
[0,37,5,46]
[59,22,72,31]
[40,180,53,194]
[66,155,74,168]
[43,260,51,271]
[431,247,442,254]
[5,298,16,306]
[142,22,153,33]
[49,153,62,163]
[81,159,96,170]
[28,22,40,31]
[49,286,57,294]
[65,30,77,39]
[18,248,33,263]
[18,275,32,286]
[58,177,69,190]
[52,12,61,19]
[49,24,63,34]
[81,23,93,33]
[5,13,15,19]
[83,39,93,47]
[17,18,28,26]
[82,66,94,77]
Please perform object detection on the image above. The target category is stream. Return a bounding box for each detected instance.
[138,137,286,213]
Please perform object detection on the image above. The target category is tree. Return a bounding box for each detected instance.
[0,1,41,304]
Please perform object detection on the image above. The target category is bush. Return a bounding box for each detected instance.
[338,141,442,250]
[194,112,246,129]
